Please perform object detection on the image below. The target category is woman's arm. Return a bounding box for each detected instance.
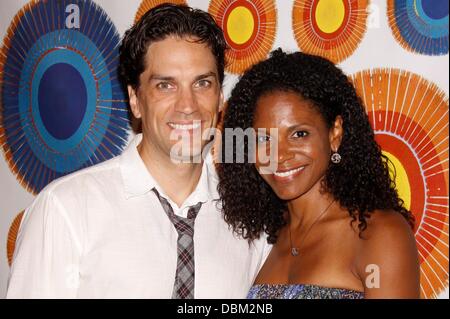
[355,210,420,299]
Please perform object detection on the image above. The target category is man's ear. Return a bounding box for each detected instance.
[329,115,343,152]
[128,85,141,119]
[218,90,224,112]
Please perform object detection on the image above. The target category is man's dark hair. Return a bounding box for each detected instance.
[119,3,227,90]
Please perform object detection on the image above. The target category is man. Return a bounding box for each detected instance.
[7,4,269,298]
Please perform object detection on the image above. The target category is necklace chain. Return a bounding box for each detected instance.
[289,200,335,257]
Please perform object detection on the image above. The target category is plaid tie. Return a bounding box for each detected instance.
[152,188,202,299]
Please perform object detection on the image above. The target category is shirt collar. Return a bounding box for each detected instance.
[120,134,220,203]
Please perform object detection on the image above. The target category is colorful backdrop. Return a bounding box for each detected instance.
[0,0,448,298]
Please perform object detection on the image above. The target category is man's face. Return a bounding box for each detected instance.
[128,36,223,162]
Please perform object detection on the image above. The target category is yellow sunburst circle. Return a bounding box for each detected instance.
[209,0,277,74]
[384,150,412,211]
[227,6,255,45]
[135,0,187,23]
[315,0,346,34]
[293,0,369,63]
[7,211,24,267]
[351,68,449,299]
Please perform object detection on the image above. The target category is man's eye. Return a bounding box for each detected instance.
[257,135,271,144]
[195,79,212,88]
[293,131,308,138]
[156,82,173,90]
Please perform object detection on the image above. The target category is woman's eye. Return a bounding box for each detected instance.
[293,131,308,138]
[257,135,271,144]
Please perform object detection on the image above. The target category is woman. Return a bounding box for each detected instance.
[217,49,420,299]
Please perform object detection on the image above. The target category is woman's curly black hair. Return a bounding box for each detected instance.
[217,49,415,244]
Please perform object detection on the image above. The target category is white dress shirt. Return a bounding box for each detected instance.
[7,134,271,298]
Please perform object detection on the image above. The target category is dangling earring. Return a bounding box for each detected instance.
[331,152,341,164]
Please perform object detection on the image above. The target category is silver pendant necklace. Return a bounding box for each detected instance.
[288,200,335,257]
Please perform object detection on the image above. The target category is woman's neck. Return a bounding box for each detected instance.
[287,179,335,230]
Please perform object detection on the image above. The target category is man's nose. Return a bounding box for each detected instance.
[174,86,198,115]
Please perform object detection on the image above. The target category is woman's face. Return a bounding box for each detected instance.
[253,90,343,201]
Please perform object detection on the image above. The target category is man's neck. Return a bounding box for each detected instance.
[137,138,203,207]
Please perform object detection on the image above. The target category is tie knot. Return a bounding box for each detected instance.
[187,202,202,219]
[152,188,202,235]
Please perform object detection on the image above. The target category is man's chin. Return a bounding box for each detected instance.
[169,144,205,164]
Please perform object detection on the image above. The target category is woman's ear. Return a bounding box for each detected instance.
[329,115,343,152]
[128,85,142,119]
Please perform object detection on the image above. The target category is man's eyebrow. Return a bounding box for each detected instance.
[194,72,217,81]
[148,72,217,82]
[149,74,175,82]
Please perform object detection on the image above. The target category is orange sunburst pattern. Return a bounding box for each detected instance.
[209,0,277,74]
[293,0,369,63]
[351,69,449,299]
[7,211,24,267]
[135,0,187,23]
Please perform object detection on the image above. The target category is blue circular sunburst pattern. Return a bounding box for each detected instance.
[388,0,449,55]
[0,0,130,194]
